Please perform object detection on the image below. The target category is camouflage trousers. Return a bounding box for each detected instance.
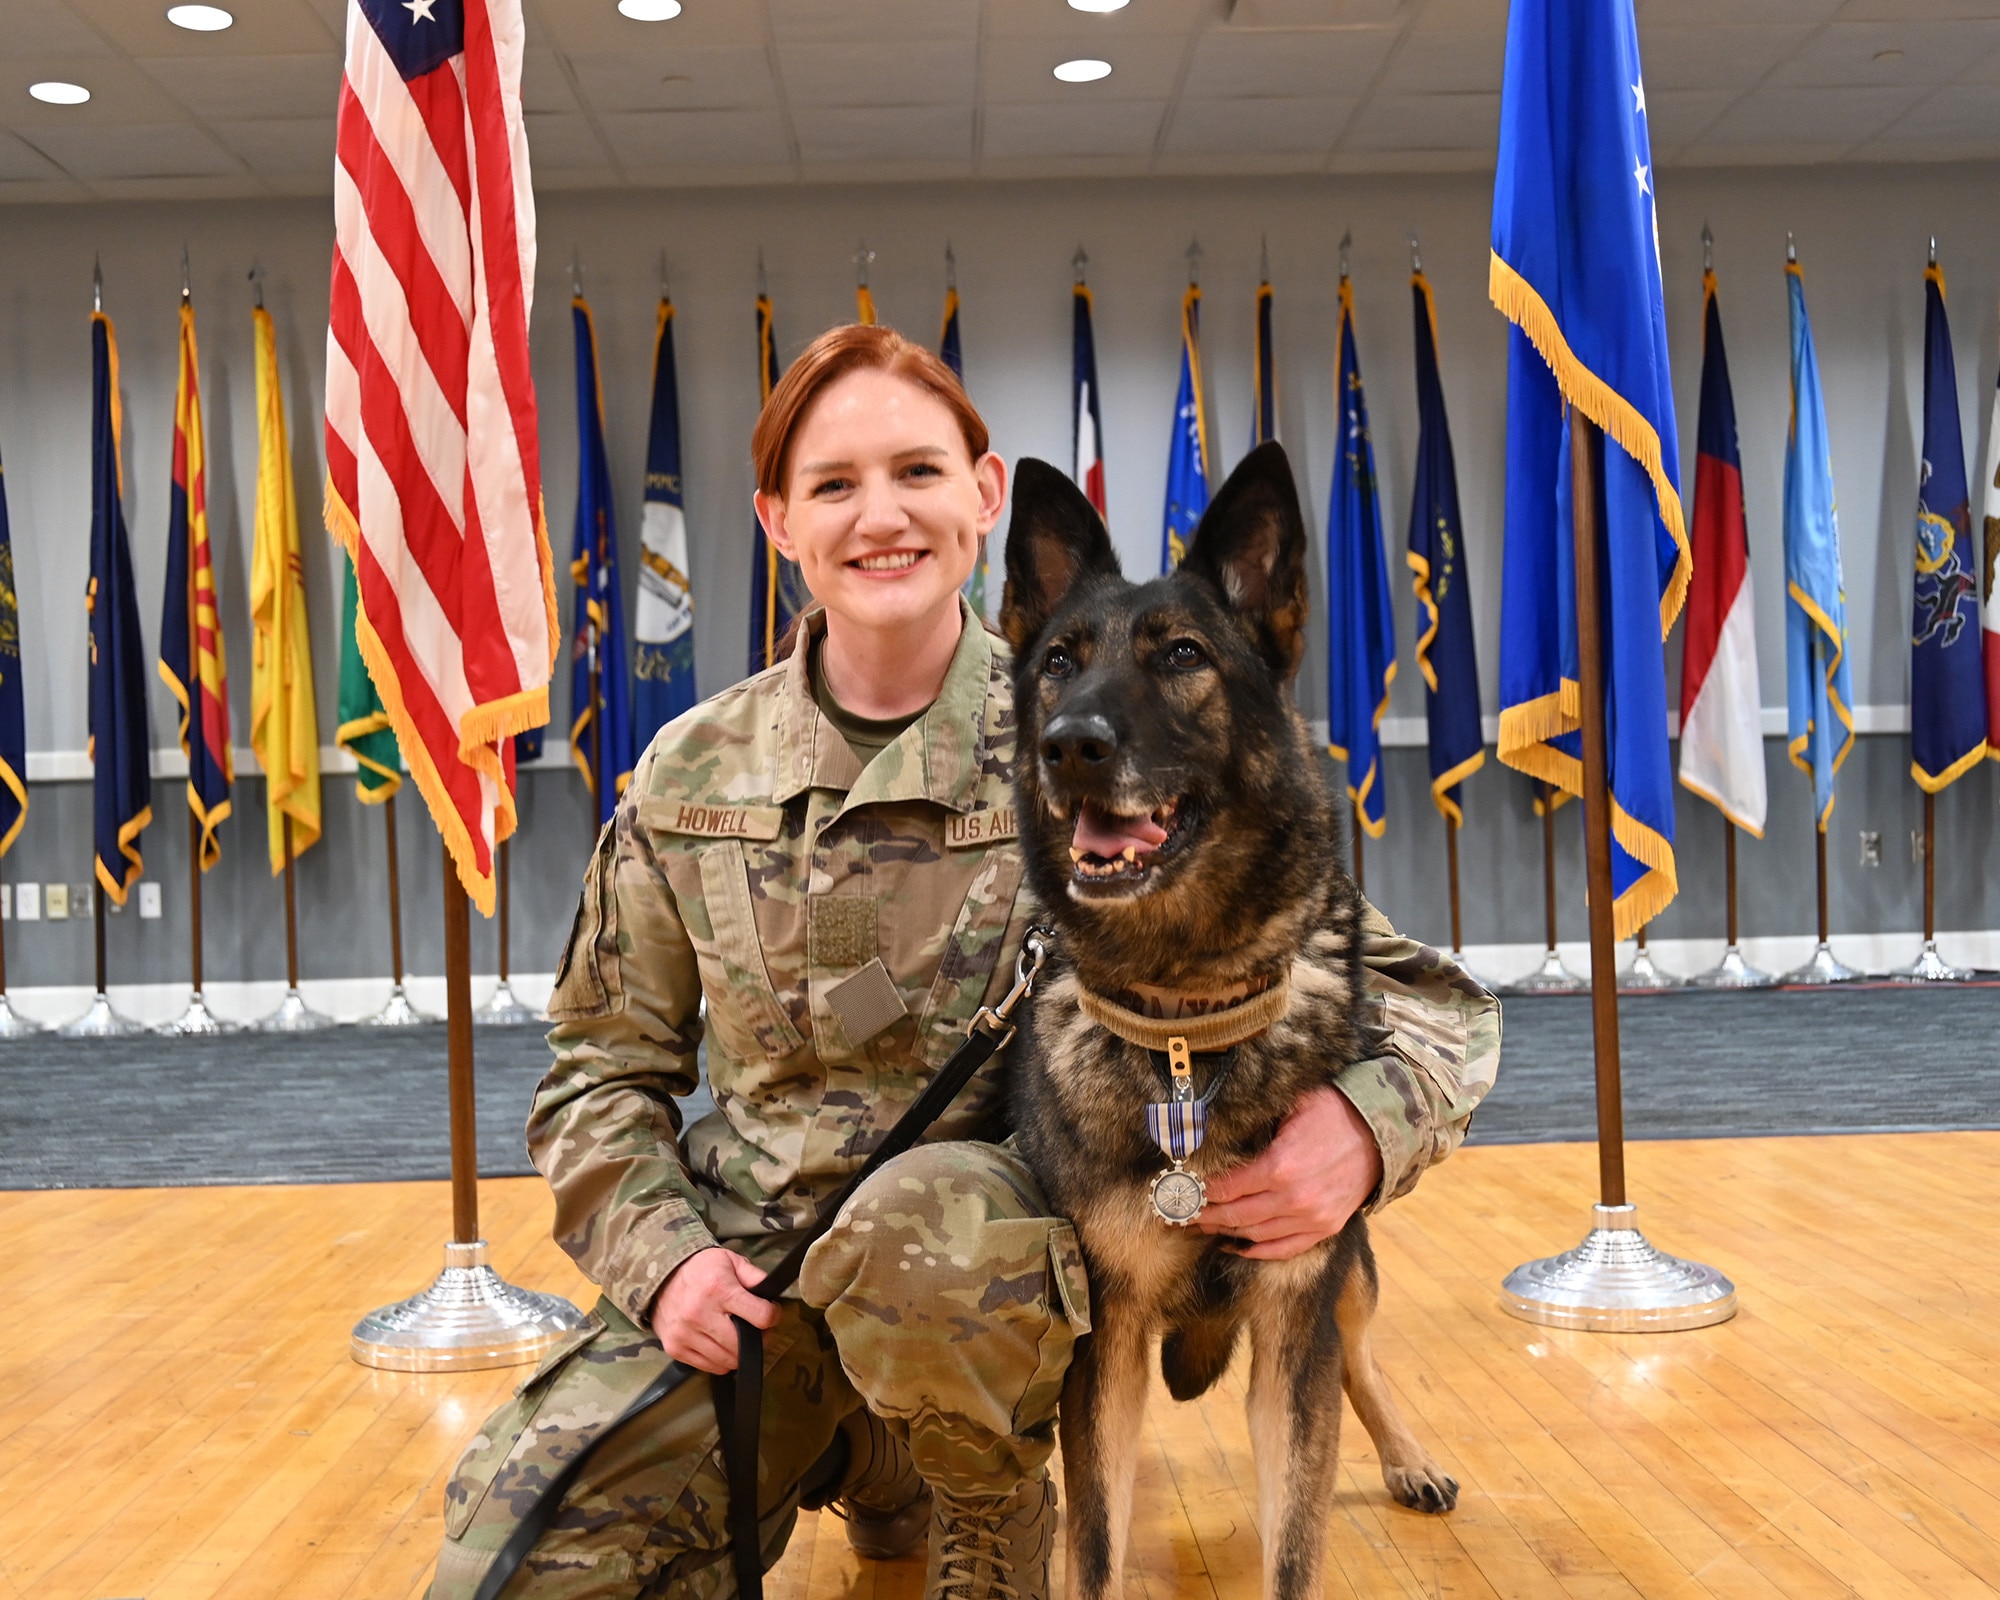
[430,1140,1091,1599]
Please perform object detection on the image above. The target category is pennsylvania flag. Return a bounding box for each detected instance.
[633,294,696,744]
[1326,273,1396,840]
[0,447,23,857]
[1783,258,1853,826]
[89,308,153,903]
[1073,278,1107,518]
[750,287,808,673]
[1491,0,1689,939]
[336,550,401,803]
[159,296,233,870]
[568,296,633,826]
[1909,258,1987,790]
[1407,268,1483,824]
[1161,284,1209,570]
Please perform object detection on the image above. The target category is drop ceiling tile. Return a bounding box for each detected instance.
[521,48,583,115]
[1770,20,2000,88]
[137,54,341,121]
[20,119,242,178]
[776,40,976,108]
[1156,149,1328,176]
[1231,0,1405,22]
[91,172,262,198]
[1838,0,2000,18]
[1339,91,1499,151]
[0,0,115,55]
[522,111,610,171]
[981,98,1165,159]
[1699,83,1924,143]
[1672,141,1847,166]
[792,104,972,163]
[0,57,193,123]
[0,175,88,199]
[0,127,63,180]
[1637,27,1814,92]
[767,0,976,46]
[1634,0,1842,22]
[601,108,792,167]
[1183,27,1396,98]
[209,115,332,177]
[568,47,777,114]
[985,0,1213,39]
[1377,29,1504,94]
[1646,89,1734,150]
[1326,146,1491,172]
[1163,95,1352,154]
[1870,83,2000,144]
[529,0,767,53]
[1410,0,1509,29]
[65,0,335,55]
[981,35,1190,103]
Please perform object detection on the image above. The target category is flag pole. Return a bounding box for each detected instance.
[0,882,37,1034]
[1894,790,1967,980]
[1509,782,1586,992]
[1501,409,1735,1331]
[1782,817,1858,982]
[352,840,586,1370]
[475,834,539,1025]
[1618,918,1682,990]
[1350,812,1364,896]
[257,813,336,1029]
[361,791,432,1025]
[62,872,144,1034]
[1688,811,1776,987]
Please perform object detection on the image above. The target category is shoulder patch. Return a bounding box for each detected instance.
[640,798,784,841]
[946,806,1017,848]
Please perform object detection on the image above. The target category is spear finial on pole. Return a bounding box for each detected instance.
[1072,244,1088,285]
[1185,237,1201,288]
[1339,229,1352,281]
[944,239,956,292]
[92,254,102,313]
[1408,229,1422,275]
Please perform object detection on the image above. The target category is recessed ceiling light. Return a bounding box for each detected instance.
[1053,58,1112,83]
[617,0,681,18]
[1873,48,1903,62]
[167,4,234,29]
[1069,0,1130,11]
[29,81,90,105]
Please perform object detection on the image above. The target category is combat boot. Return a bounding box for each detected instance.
[822,1407,931,1560]
[924,1474,1055,1600]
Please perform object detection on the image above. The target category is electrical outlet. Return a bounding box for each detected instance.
[1911,829,1928,865]
[16,883,39,921]
[1859,830,1882,868]
[77,883,98,916]
[45,883,68,920]
[139,882,162,920]
[0,885,9,920]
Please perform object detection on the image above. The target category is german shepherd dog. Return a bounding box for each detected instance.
[1000,442,1458,1600]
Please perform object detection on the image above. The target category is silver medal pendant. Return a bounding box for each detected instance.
[1150,1163,1207,1226]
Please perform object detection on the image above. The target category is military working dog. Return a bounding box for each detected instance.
[1000,442,1458,1600]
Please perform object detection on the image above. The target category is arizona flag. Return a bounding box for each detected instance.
[568,296,633,825]
[159,295,233,870]
[1981,345,2000,753]
[1677,267,1767,836]
[1161,284,1210,570]
[1326,273,1396,839]
[633,293,695,743]
[1073,277,1106,518]
[1491,0,1689,939]
[1909,259,1987,790]
[749,287,807,674]
[324,0,560,915]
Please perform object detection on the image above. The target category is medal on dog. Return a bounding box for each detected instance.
[1146,1037,1209,1225]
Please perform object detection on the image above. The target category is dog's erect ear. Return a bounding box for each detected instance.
[1180,441,1310,679]
[1000,458,1122,649]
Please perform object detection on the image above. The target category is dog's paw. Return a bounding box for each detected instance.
[1383,1463,1459,1514]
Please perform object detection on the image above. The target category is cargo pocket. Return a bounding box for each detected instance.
[1014,1221,1093,1435]
[549,829,622,1020]
[692,842,804,1061]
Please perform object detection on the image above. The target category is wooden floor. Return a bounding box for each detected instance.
[4,1133,1998,1599]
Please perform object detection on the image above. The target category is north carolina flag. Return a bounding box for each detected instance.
[748,289,807,674]
[1909,260,1986,791]
[1073,279,1106,518]
[1326,274,1396,840]
[568,296,632,825]
[1408,268,1483,824]
[159,296,233,870]
[0,448,24,858]
[1161,284,1209,570]
[1677,268,1767,836]
[1981,341,2000,755]
[1491,0,1689,939]
[1783,258,1853,826]
[336,548,402,802]
[1251,274,1276,447]
[633,294,695,743]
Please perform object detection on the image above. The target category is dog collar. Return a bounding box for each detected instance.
[1075,975,1291,1054]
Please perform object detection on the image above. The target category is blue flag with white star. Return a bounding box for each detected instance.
[1491,0,1689,941]
[1161,285,1209,570]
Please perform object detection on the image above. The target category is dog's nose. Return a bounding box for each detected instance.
[1043,711,1118,773]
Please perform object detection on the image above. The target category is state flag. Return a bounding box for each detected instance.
[1073,277,1106,518]
[633,293,696,743]
[749,288,808,673]
[1161,284,1209,570]
[0,447,23,857]
[336,549,401,802]
[568,295,633,826]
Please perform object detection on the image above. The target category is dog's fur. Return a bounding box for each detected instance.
[1001,443,1457,1600]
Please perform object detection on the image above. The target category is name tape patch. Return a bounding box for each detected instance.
[946,807,1017,848]
[644,799,783,841]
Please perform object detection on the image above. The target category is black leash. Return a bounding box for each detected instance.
[472,928,1054,1600]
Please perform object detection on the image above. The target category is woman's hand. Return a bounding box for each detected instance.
[649,1246,782,1373]
[1192,1086,1384,1259]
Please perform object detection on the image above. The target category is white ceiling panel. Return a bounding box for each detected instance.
[520,48,584,115]
[65,0,333,55]
[567,48,778,115]
[23,119,239,178]
[982,99,1165,159]
[1871,84,2000,145]
[980,34,1191,104]
[1771,20,2000,88]
[0,55,195,124]
[527,0,768,54]
[1644,90,1733,151]
[1163,95,1352,154]
[0,126,65,180]
[776,40,977,109]
[601,108,793,168]
[1181,28,1398,99]
[1408,0,1508,28]
[0,0,113,55]
[137,54,341,121]
[985,0,1213,39]
[1836,0,2000,19]
[793,105,972,163]
[521,112,612,172]
[1699,84,1927,145]
[1635,0,1844,23]
[1339,91,1499,152]
[1378,29,1505,95]
[1639,27,1815,93]
[767,0,978,46]
[209,116,333,177]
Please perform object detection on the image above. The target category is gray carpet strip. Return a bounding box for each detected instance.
[0,986,1992,1190]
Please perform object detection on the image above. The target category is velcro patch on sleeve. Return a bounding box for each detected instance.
[641,799,783,841]
[945,806,1017,848]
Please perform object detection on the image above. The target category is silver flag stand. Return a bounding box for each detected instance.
[360,797,436,1026]
[1502,412,1736,1335]
[1893,793,1969,982]
[353,847,584,1371]
[61,889,147,1036]
[1507,788,1588,993]
[255,817,338,1030]
[1780,823,1859,984]
[1617,927,1682,991]
[1686,815,1776,988]
[0,897,42,1035]
[160,991,231,1035]
[475,838,540,1026]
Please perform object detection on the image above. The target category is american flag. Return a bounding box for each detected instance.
[324,0,558,916]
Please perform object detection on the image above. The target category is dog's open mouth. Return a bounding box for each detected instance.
[1066,797,1194,890]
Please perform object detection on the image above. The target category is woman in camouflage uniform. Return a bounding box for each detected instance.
[430,325,1498,1600]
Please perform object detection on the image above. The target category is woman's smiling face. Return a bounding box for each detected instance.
[757,366,1005,638]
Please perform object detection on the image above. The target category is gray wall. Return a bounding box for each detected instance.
[1,161,1998,990]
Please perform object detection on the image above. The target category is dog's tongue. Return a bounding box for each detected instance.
[1073,800,1169,860]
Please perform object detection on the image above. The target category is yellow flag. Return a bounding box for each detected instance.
[250,306,321,873]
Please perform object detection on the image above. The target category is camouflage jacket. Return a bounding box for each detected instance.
[531,604,1500,1327]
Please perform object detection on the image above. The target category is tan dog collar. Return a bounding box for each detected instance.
[1075,976,1291,1054]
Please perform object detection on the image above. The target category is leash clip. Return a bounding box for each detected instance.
[972,924,1056,1045]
